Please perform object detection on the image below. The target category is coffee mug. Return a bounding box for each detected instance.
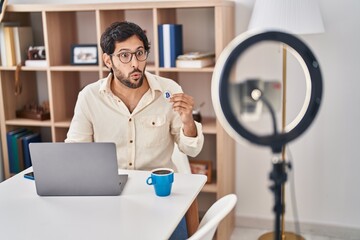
[146,168,174,197]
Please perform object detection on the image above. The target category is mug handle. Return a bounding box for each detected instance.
[146,176,154,185]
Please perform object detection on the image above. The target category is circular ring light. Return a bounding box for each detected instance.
[212,31,322,153]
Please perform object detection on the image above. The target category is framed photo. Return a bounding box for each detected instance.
[189,160,212,183]
[71,44,98,65]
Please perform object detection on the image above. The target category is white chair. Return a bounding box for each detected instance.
[172,143,191,174]
[187,194,238,240]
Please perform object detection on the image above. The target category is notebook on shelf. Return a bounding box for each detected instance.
[29,142,127,196]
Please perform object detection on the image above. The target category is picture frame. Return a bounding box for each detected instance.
[71,44,98,65]
[189,160,212,183]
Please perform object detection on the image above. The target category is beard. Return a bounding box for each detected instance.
[113,65,146,89]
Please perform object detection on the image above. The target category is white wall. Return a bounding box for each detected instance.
[7,0,360,233]
[233,0,360,233]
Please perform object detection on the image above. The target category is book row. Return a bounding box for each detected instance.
[158,24,215,68]
[0,22,47,67]
[6,128,42,174]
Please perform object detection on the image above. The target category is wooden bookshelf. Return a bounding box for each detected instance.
[0,1,235,239]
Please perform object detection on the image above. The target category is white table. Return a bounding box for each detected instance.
[0,169,207,240]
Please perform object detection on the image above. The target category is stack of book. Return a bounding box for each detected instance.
[175,52,215,68]
[6,128,42,174]
[0,22,34,67]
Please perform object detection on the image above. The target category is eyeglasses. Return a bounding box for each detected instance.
[110,50,148,63]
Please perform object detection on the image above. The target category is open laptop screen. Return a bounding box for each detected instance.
[29,142,127,196]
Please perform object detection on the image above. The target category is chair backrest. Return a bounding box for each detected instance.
[187,194,238,240]
[172,143,191,174]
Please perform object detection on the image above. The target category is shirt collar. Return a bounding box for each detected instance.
[144,71,163,99]
[99,73,112,94]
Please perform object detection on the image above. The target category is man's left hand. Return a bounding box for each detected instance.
[170,93,197,137]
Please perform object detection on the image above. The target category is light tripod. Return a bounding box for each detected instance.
[212,30,323,240]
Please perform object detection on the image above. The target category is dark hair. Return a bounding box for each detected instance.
[100,21,150,55]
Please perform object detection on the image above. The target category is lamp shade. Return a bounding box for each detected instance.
[248,0,325,35]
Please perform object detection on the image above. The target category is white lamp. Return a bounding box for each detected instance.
[248,0,324,240]
[248,0,325,35]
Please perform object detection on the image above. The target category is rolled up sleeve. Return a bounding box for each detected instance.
[177,121,204,157]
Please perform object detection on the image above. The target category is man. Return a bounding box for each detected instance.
[66,21,204,239]
[65,21,204,172]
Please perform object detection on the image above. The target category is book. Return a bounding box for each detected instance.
[177,52,215,60]
[11,130,33,173]
[6,128,27,173]
[0,22,19,66]
[17,134,26,170]
[22,132,41,168]
[158,24,183,67]
[24,59,48,67]
[176,57,215,68]
[13,26,34,65]
[0,24,5,66]
[3,26,16,66]
[6,128,28,173]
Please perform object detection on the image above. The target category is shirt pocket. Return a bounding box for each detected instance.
[139,115,169,147]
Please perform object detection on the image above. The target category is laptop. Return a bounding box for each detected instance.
[29,142,128,196]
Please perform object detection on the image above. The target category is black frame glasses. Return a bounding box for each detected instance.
[110,50,148,63]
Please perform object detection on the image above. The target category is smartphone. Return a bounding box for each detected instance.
[24,172,35,180]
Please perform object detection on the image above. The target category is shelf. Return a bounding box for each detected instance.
[5,118,52,127]
[145,64,156,72]
[1,2,235,239]
[101,64,156,73]
[2,116,215,131]
[20,66,48,71]
[201,117,216,134]
[50,65,100,71]
[0,66,48,71]
[0,66,18,71]
[202,183,217,193]
[159,67,214,73]
[6,1,234,12]
[54,119,72,128]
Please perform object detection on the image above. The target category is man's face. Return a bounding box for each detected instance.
[110,35,147,89]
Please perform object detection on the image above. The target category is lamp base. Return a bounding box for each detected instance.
[259,231,305,240]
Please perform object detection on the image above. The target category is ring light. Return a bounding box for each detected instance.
[212,30,322,153]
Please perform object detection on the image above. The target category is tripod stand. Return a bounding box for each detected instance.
[251,89,303,240]
[269,155,288,240]
[212,30,323,240]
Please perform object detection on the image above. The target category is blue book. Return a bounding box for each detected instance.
[22,132,41,168]
[12,130,33,173]
[158,25,164,67]
[6,128,26,173]
[158,24,183,67]
[6,128,27,173]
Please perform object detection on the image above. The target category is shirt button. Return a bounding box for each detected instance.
[129,163,132,166]
[129,118,132,122]
[152,122,155,125]
[130,140,133,143]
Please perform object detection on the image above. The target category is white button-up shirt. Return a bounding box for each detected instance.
[65,71,204,171]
